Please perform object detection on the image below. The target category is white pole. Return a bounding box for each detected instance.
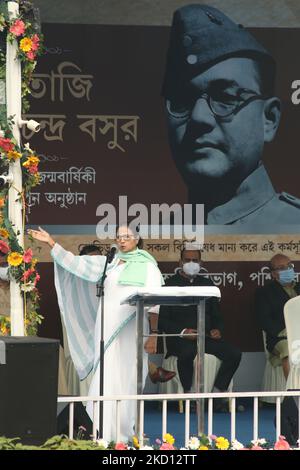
[6,0,24,336]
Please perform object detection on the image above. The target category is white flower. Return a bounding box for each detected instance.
[139,445,153,450]
[21,282,35,292]
[188,437,200,450]
[24,142,33,153]
[231,439,244,450]
[251,438,266,446]
[96,438,108,449]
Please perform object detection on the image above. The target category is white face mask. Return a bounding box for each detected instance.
[182,261,200,277]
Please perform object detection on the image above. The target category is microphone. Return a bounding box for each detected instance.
[107,244,118,263]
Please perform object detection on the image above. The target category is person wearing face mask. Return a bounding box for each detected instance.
[158,249,242,409]
[255,253,300,379]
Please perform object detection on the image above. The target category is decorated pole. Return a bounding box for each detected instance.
[6,0,24,335]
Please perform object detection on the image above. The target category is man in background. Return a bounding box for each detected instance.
[256,253,300,379]
[158,248,241,410]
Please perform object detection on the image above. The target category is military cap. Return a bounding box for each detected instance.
[162,4,275,98]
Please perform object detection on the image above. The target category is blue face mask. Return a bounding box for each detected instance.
[278,267,296,286]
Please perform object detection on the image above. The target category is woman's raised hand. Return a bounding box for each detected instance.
[27,226,55,247]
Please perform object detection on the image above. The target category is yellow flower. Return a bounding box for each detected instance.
[7,251,23,266]
[163,433,175,445]
[0,325,8,335]
[199,445,209,450]
[29,155,39,165]
[22,155,40,167]
[20,37,33,52]
[0,228,9,238]
[132,436,140,449]
[215,436,230,450]
[31,258,38,268]
[7,150,22,160]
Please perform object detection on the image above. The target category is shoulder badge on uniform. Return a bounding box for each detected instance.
[279,192,300,209]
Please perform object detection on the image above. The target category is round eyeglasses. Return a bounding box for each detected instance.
[166,87,267,121]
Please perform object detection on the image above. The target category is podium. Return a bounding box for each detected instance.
[122,285,221,436]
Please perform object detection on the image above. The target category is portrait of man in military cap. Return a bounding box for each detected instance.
[162,3,300,226]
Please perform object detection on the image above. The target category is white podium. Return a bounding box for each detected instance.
[122,285,221,436]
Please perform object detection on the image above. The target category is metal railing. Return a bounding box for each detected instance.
[58,390,300,447]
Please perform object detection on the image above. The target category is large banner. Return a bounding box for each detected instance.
[23,12,300,351]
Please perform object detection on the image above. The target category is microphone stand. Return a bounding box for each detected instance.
[96,247,116,438]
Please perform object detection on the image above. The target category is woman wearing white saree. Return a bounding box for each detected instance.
[28,225,163,442]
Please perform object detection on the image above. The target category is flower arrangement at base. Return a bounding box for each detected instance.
[0,433,297,450]
[118,433,295,451]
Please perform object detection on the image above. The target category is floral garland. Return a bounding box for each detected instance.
[0,432,296,451]
[0,1,43,335]
[0,0,44,112]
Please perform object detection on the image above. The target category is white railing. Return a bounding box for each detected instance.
[58,390,300,447]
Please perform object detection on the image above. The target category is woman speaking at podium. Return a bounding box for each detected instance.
[28,225,163,442]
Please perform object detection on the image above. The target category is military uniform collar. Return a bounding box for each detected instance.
[207,165,275,224]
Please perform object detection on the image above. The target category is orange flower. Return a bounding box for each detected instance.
[24,156,39,166]
[7,150,22,160]
[273,436,290,450]
[0,197,5,208]
[0,228,9,239]
[0,325,9,335]
[20,37,33,52]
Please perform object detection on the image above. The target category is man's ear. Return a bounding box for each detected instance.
[263,97,281,143]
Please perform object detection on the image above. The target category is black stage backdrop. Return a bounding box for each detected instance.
[20,23,300,353]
